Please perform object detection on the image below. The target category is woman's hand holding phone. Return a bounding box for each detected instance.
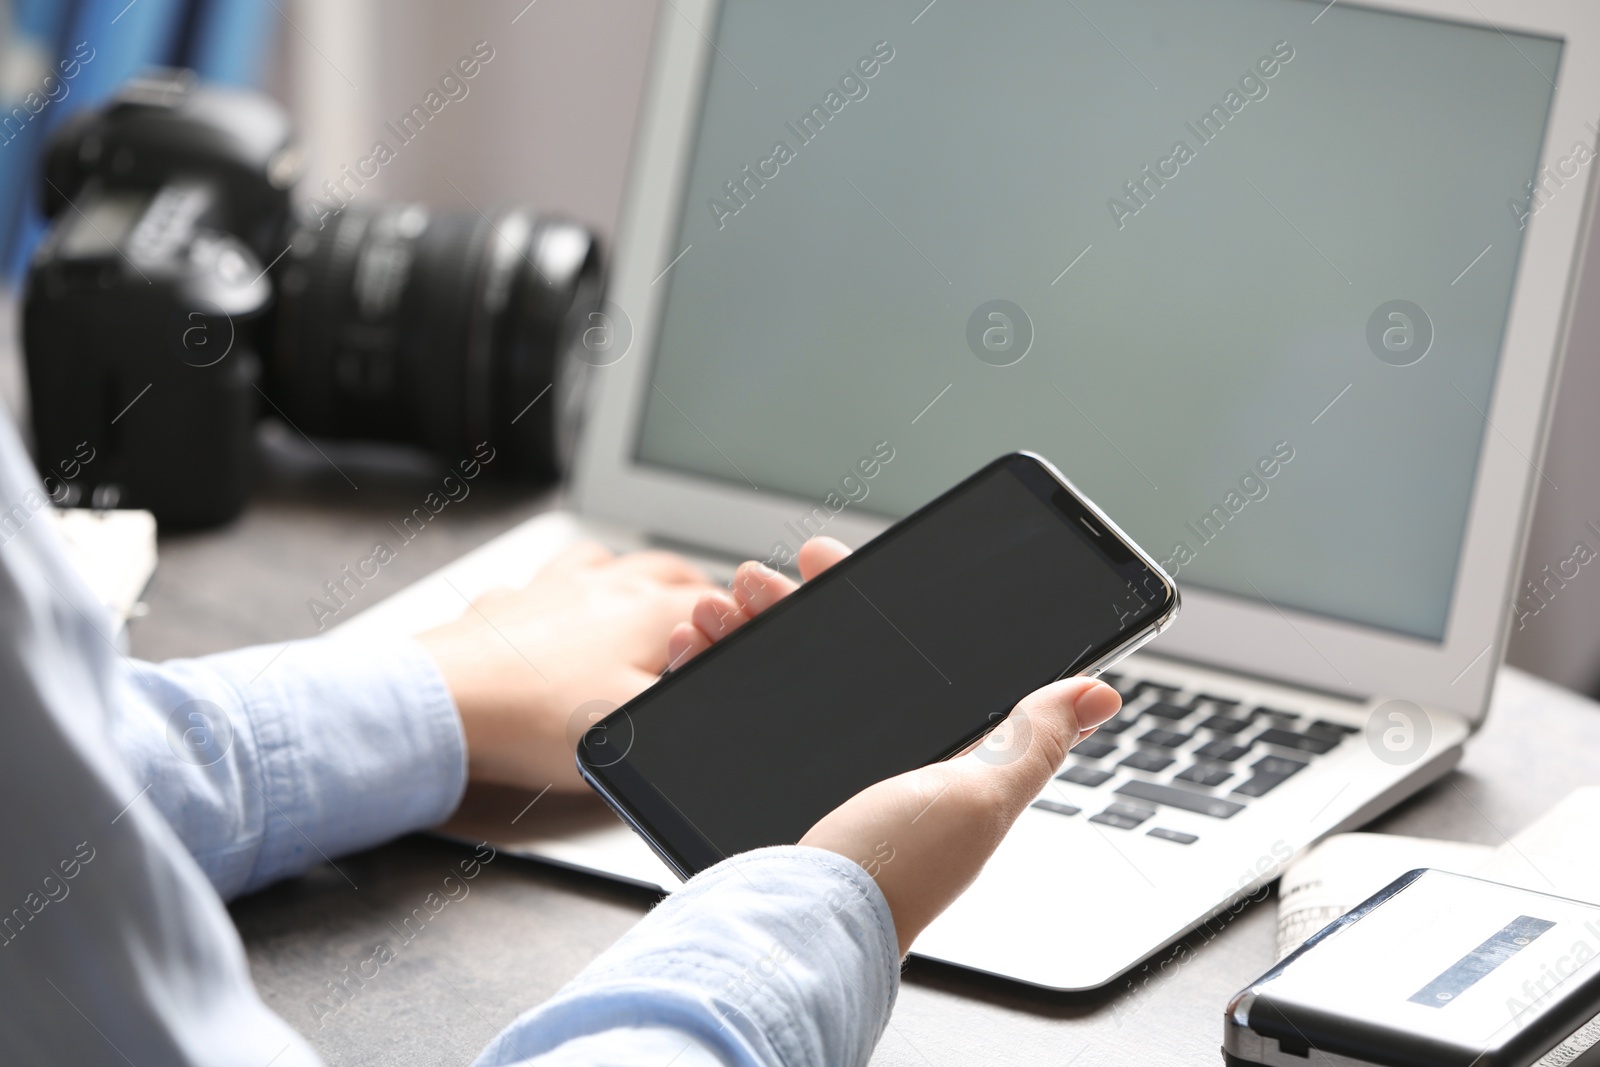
[668,536,1124,957]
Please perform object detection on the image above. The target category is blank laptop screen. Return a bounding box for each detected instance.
[631,0,1562,641]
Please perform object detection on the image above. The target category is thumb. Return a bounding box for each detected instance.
[961,677,1122,809]
[797,676,1122,957]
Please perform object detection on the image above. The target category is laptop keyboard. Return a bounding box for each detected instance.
[1031,670,1359,846]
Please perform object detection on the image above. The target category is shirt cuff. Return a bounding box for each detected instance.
[129,635,467,899]
[475,846,900,1067]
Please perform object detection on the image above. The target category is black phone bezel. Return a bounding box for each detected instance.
[577,451,1178,879]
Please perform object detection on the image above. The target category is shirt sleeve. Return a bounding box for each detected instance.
[475,846,902,1067]
[0,416,322,1066]
[111,634,467,900]
[0,400,898,1067]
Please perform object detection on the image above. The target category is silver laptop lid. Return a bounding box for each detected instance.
[574,0,1600,724]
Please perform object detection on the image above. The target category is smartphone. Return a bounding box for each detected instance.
[578,452,1180,878]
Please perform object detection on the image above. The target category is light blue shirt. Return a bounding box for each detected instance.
[0,409,898,1067]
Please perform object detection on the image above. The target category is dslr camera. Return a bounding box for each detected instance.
[24,71,605,527]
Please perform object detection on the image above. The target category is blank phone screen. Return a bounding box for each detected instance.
[601,458,1168,859]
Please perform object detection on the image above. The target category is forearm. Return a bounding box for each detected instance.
[114,635,467,899]
[477,846,900,1067]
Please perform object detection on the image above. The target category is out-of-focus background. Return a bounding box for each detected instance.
[3,0,1600,694]
[267,1,656,253]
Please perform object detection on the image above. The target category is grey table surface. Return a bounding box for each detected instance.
[127,435,1600,1067]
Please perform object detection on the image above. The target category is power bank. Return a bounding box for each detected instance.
[1224,869,1600,1066]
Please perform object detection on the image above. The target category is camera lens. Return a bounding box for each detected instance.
[270,202,601,480]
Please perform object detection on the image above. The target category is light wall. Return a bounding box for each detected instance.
[1507,209,1600,695]
[274,0,660,241]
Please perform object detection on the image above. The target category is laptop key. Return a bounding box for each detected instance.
[1308,719,1359,737]
[1138,728,1192,749]
[1073,737,1119,760]
[1032,799,1081,817]
[1115,779,1245,819]
[1089,802,1153,830]
[1119,751,1174,773]
[1106,675,1141,699]
[1175,763,1233,788]
[1147,827,1199,845]
[1193,740,1251,762]
[1252,705,1301,725]
[1192,693,1242,710]
[1198,715,1251,735]
[1143,701,1193,721]
[1097,717,1137,735]
[1254,754,1309,776]
[1232,754,1310,798]
[1233,771,1293,798]
[1254,728,1337,755]
[1058,765,1114,787]
[1129,682,1181,704]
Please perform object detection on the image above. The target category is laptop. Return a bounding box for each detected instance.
[336,0,1600,991]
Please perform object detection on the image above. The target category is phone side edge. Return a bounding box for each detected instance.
[576,740,724,879]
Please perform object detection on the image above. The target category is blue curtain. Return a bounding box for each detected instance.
[0,0,277,278]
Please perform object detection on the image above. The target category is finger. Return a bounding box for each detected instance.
[691,590,749,643]
[665,621,712,670]
[613,549,714,586]
[729,561,799,616]
[1075,681,1121,731]
[659,582,713,620]
[961,679,1120,806]
[547,541,615,571]
[622,586,718,676]
[798,536,852,581]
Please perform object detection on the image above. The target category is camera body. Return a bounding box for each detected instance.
[26,73,284,525]
[24,71,602,527]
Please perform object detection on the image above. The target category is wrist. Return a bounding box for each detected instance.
[414,626,578,792]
